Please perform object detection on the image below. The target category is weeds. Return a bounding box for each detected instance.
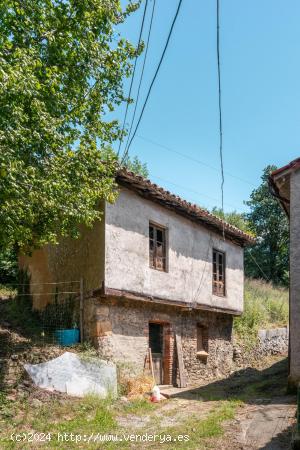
[158,400,240,450]
[234,278,288,348]
[121,398,155,414]
[0,393,14,420]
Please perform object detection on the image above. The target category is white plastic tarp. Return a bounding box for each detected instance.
[24,352,117,398]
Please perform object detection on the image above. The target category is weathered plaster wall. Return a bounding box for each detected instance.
[85,296,234,385]
[19,212,106,309]
[289,168,300,386]
[105,188,244,313]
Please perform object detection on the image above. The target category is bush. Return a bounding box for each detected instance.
[234,278,288,347]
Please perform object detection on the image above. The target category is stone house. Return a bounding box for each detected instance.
[270,158,300,390]
[20,170,254,386]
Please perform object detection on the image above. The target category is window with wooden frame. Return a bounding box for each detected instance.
[149,223,167,271]
[213,249,226,296]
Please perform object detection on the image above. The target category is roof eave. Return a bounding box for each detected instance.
[116,170,255,247]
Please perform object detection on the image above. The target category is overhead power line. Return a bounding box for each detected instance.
[122,0,184,163]
[123,0,156,158]
[117,0,149,156]
[151,174,243,211]
[136,134,256,187]
[216,0,225,238]
[248,251,270,281]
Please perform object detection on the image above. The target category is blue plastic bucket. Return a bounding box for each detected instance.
[55,328,80,346]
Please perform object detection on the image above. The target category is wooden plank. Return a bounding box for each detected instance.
[143,348,155,384]
[148,347,155,383]
[80,278,84,343]
[176,333,187,388]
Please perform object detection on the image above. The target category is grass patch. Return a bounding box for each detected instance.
[121,398,155,415]
[0,393,14,420]
[157,400,240,450]
[0,392,240,450]
[194,401,238,438]
[34,394,117,434]
[234,278,288,348]
[1,395,122,450]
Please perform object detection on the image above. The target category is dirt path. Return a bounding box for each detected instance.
[223,397,296,449]
[158,356,296,449]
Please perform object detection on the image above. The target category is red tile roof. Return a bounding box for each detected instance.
[271,157,300,177]
[116,169,255,246]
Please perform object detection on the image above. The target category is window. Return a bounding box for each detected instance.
[197,324,208,357]
[149,223,167,271]
[213,249,226,296]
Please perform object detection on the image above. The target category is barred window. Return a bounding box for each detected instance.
[149,223,167,271]
[213,249,226,296]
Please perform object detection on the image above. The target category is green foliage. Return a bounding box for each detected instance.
[245,166,289,285]
[0,393,14,419]
[192,401,237,439]
[121,398,155,414]
[0,0,142,252]
[122,154,149,177]
[211,207,253,234]
[234,278,289,348]
[1,290,42,337]
[31,394,117,439]
[0,246,18,284]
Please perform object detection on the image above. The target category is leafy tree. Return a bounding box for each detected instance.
[245,165,289,286]
[211,207,253,234]
[0,247,18,284]
[0,0,141,252]
[122,155,149,178]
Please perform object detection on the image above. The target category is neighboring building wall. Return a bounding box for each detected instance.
[19,215,106,310]
[84,296,234,385]
[289,169,300,386]
[105,188,244,314]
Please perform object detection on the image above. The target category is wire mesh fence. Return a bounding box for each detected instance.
[0,279,83,361]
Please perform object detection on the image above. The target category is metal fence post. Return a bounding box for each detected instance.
[80,278,84,343]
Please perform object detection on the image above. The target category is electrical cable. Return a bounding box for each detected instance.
[117,0,149,156]
[121,0,184,162]
[123,0,157,159]
[136,134,256,187]
[217,0,224,213]
[216,0,225,239]
[248,251,270,281]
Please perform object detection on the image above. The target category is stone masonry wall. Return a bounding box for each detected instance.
[84,296,234,386]
[257,327,288,356]
[233,327,288,367]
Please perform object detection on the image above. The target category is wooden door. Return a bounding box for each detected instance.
[149,323,164,384]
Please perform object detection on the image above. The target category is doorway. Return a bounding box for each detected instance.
[149,322,164,385]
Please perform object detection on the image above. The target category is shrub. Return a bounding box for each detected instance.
[234,278,288,347]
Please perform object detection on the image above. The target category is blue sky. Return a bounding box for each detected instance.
[113,0,300,213]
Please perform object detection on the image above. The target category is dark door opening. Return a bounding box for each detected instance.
[149,322,164,384]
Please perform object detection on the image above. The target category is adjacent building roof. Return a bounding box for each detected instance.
[116,169,255,247]
[271,157,300,178]
[269,158,300,216]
